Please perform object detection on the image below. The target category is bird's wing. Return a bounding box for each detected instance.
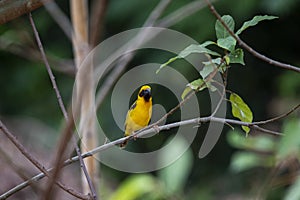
[129,101,137,110]
[124,101,137,128]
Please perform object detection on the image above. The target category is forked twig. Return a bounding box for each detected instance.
[3,99,300,198]
[28,13,95,199]
[0,120,89,200]
[204,0,300,73]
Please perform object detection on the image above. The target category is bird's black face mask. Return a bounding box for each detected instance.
[139,88,151,102]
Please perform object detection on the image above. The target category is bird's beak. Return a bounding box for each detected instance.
[145,88,151,95]
[143,88,151,101]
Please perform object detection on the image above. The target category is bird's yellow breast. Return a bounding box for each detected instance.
[124,88,152,137]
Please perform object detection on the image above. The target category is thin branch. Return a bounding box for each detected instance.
[42,111,77,200]
[204,0,300,73]
[90,0,108,46]
[29,13,68,199]
[70,0,98,198]
[1,111,289,198]
[156,0,216,27]
[143,0,171,27]
[0,147,41,195]
[252,103,300,125]
[70,0,89,69]
[2,105,294,199]
[0,0,44,25]
[0,120,89,200]
[211,84,226,117]
[28,13,94,199]
[43,0,73,41]
[95,0,172,109]
[29,12,68,120]
[95,0,216,110]
[0,37,75,75]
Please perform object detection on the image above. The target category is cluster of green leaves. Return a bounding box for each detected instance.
[228,118,300,200]
[157,15,277,134]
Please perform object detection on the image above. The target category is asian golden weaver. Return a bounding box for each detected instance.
[120,85,152,147]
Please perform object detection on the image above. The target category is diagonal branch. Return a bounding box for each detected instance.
[252,103,300,125]
[3,98,299,199]
[0,0,44,25]
[70,0,98,199]
[28,12,95,200]
[28,13,68,121]
[156,0,216,27]
[43,0,73,41]
[0,120,89,200]
[90,0,108,47]
[204,0,300,73]
[2,107,294,199]
[95,0,172,109]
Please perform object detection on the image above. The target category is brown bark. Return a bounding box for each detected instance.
[0,0,44,24]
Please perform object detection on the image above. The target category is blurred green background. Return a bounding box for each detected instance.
[0,0,300,199]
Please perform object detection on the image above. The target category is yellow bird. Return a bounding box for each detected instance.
[120,85,152,147]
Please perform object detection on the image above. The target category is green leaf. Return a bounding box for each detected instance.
[206,81,217,92]
[181,87,192,100]
[284,175,300,200]
[202,58,222,67]
[201,58,222,79]
[187,78,206,90]
[158,137,193,195]
[229,93,253,134]
[157,42,220,73]
[181,78,206,99]
[200,62,216,79]
[277,119,300,160]
[227,48,245,65]
[215,15,235,39]
[224,56,230,65]
[156,56,179,73]
[200,40,216,47]
[109,175,157,200]
[178,44,220,58]
[217,36,236,52]
[236,15,278,35]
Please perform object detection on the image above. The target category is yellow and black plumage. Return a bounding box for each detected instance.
[120,85,152,147]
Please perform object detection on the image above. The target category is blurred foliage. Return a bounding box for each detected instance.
[0,0,300,199]
[227,117,300,199]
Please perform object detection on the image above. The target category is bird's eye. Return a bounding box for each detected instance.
[139,90,145,97]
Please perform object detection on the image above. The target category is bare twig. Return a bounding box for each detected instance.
[252,103,300,125]
[0,120,89,200]
[43,0,73,41]
[90,0,108,46]
[204,0,300,73]
[0,147,41,195]
[29,13,69,199]
[95,0,215,110]
[3,101,298,199]
[0,37,75,75]
[70,0,89,68]
[95,0,172,108]
[42,111,77,200]
[211,83,226,117]
[1,109,290,198]
[28,12,95,199]
[156,0,216,27]
[29,13,68,121]
[0,0,44,24]
[70,0,98,198]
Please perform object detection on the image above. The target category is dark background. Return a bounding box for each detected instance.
[0,0,299,199]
